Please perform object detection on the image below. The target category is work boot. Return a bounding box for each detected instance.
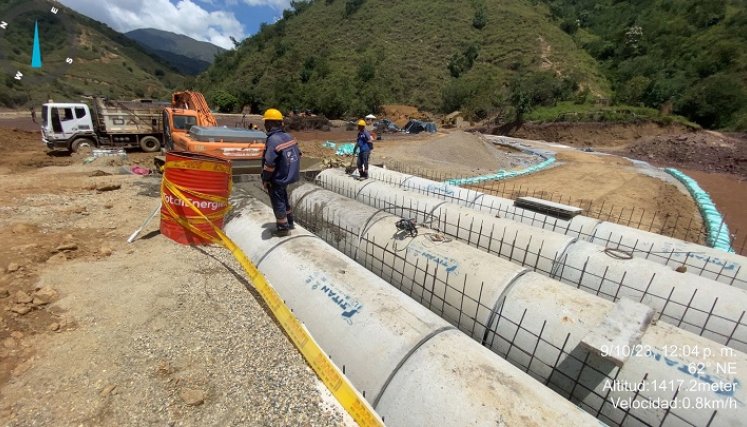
[287,213,296,230]
[274,222,290,237]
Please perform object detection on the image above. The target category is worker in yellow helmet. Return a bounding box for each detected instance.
[352,119,373,179]
[262,108,301,236]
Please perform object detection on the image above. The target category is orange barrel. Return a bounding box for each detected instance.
[160,151,232,245]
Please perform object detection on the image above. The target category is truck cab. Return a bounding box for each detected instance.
[41,98,166,153]
[41,103,96,151]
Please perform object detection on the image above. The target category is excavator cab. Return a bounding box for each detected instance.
[159,91,266,175]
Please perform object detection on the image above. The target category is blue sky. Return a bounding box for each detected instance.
[59,0,292,49]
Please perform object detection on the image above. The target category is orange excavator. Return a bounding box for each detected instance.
[156,91,265,174]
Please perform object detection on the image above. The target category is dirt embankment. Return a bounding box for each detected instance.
[372,131,528,176]
[510,122,693,147]
[621,132,747,177]
[474,150,704,241]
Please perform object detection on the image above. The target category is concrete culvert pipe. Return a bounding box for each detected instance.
[366,165,747,290]
[590,222,747,289]
[317,169,579,276]
[316,169,747,353]
[291,183,747,427]
[224,198,599,427]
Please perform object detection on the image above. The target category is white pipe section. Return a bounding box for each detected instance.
[292,184,747,427]
[316,169,747,353]
[224,198,598,427]
[367,165,747,289]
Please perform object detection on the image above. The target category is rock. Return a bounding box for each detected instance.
[6,263,20,273]
[49,322,60,332]
[73,206,87,214]
[104,203,114,209]
[99,247,113,257]
[675,265,687,273]
[46,253,67,264]
[100,384,117,397]
[96,184,121,192]
[10,305,31,315]
[14,291,32,304]
[10,331,23,339]
[179,388,206,406]
[89,170,112,177]
[0,288,9,298]
[2,338,16,349]
[12,243,39,252]
[58,315,74,329]
[11,224,33,234]
[53,243,78,253]
[34,287,57,305]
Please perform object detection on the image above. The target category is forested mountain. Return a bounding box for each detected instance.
[1,0,184,107]
[126,28,225,75]
[197,0,746,129]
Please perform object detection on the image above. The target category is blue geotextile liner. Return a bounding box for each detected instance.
[665,168,734,253]
[444,156,557,186]
[335,143,356,156]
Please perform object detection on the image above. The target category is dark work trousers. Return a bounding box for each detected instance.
[357,151,371,178]
[268,184,294,230]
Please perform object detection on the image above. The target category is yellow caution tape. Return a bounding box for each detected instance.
[161,175,385,427]
[164,159,232,174]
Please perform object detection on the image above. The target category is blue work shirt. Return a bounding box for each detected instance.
[356,130,372,153]
[262,128,301,186]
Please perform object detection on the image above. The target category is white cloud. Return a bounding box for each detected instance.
[241,0,291,10]
[60,0,245,49]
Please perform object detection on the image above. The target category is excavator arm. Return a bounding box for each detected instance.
[171,91,218,127]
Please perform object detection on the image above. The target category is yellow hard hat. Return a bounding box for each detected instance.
[357,119,367,127]
[263,108,284,121]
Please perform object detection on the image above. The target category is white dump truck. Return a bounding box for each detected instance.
[41,97,168,153]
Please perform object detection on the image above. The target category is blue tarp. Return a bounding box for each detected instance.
[335,143,356,156]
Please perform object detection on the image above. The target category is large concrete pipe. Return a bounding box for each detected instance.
[317,169,579,275]
[316,169,747,353]
[366,165,747,290]
[589,222,746,288]
[224,198,598,426]
[291,184,747,427]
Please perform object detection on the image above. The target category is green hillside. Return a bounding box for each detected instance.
[198,0,747,130]
[197,0,611,118]
[542,0,747,130]
[1,0,185,107]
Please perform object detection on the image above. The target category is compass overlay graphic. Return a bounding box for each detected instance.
[0,0,78,87]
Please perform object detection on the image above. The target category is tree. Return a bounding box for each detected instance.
[473,3,487,30]
[678,74,746,129]
[211,90,240,113]
[344,0,365,17]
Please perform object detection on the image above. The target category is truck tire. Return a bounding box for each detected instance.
[140,136,161,153]
[71,138,94,154]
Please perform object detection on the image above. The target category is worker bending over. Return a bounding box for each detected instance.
[262,108,301,236]
[353,119,373,179]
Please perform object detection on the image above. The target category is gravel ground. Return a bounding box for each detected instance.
[3,239,352,426]
[0,158,354,426]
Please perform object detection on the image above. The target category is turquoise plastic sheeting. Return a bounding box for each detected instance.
[665,168,734,253]
[335,143,356,156]
[322,141,337,149]
[444,157,557,186]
